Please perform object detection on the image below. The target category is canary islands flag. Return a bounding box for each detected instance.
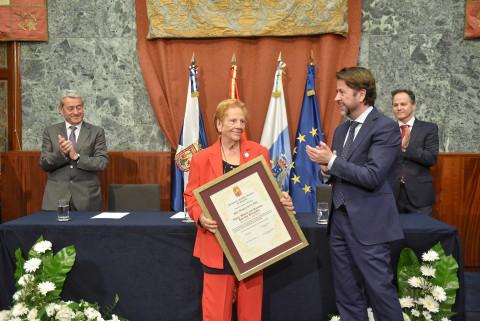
[171,64,208,212]
[260,60,292,192]
[289,64,325,213]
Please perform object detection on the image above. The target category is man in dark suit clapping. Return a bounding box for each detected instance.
[39,90,108,211]
[391,89,439,216]
[306,67,404,321]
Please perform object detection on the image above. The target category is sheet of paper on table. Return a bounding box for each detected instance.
[170,212,189,219]
[91,212,130,219]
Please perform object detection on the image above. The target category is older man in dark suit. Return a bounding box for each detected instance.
[39,89,108,211]
[391,89,439,216]
[306,67,404,321]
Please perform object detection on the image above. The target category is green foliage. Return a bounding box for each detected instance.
[435,256,459,318]
[397,247,420,298]
[102,294,120,319]
[43,245,76,299]
[14,248,26,290]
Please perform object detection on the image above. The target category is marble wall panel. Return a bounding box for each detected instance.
[21,0,167,151]
[94,0,135,38]
[47,0,97,39]
[362,0,399,35]
[362,0,479,152]
[19,0,479,152]
[366,35,413,120]
[396,0,453,35]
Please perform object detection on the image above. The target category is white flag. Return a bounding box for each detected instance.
[260,61,292,192]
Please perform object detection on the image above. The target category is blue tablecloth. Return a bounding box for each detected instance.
[0,212,464,321]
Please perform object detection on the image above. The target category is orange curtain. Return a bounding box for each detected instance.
[135,0,362,150]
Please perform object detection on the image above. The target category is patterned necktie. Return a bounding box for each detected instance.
[69,126,77,149]
[332,121,359,208]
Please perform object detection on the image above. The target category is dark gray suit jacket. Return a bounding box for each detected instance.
[393,119,439,208]
[39,121,108,211]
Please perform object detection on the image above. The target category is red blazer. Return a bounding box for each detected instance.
[184,136,271,269]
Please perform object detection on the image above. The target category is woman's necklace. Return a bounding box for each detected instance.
[221,141,239,174]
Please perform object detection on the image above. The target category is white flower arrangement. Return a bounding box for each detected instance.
[328,243,459,321]
[0,236,128,321]
[397,242,459,321]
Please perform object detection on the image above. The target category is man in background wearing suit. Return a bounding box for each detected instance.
[306,67,404,321]
[39,89,108,211]
[391,89,439,216]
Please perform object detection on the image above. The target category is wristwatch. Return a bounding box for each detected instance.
[74,153,80,161]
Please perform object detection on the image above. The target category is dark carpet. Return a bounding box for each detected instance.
[465,272,480,321]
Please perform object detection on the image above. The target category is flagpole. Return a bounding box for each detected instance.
[229,53,247,139]
[230,53,238,99]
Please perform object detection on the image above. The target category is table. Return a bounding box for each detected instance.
[0,212,465,321]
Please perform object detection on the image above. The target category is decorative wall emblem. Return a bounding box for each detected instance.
[146,0,348,39]
[465,0,480,39]
[0,0,48,41]
[175,142,200,172]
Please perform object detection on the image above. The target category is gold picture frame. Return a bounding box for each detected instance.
[193,155,308,280]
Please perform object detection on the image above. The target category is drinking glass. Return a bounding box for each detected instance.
[57,200,70,221]
[316,202,329,225]
[182,204,194,223]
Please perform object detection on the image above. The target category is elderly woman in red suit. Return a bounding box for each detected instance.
[184,98,295,321]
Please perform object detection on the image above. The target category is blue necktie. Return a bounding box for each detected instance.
[332,121,359,208]
[69,126,77,149]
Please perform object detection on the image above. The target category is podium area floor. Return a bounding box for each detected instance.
[465,272,480,321]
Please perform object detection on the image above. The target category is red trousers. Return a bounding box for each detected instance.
[202,271,263,321]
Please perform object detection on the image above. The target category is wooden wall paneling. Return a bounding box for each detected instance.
[1,151,172,223]
[462,157,480,270]
[432,154,480,271]
[2,42,22,151]
[433,157,464,228]
[1,151,48,222]
[98,151,172,211]
[1,151,25,221]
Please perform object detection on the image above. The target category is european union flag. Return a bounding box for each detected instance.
[289,64,325,213]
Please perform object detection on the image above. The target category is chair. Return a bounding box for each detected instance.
[316,185,332,210]
[108,184,161,212]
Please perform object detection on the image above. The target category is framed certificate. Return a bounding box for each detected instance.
[193,155,308,280]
